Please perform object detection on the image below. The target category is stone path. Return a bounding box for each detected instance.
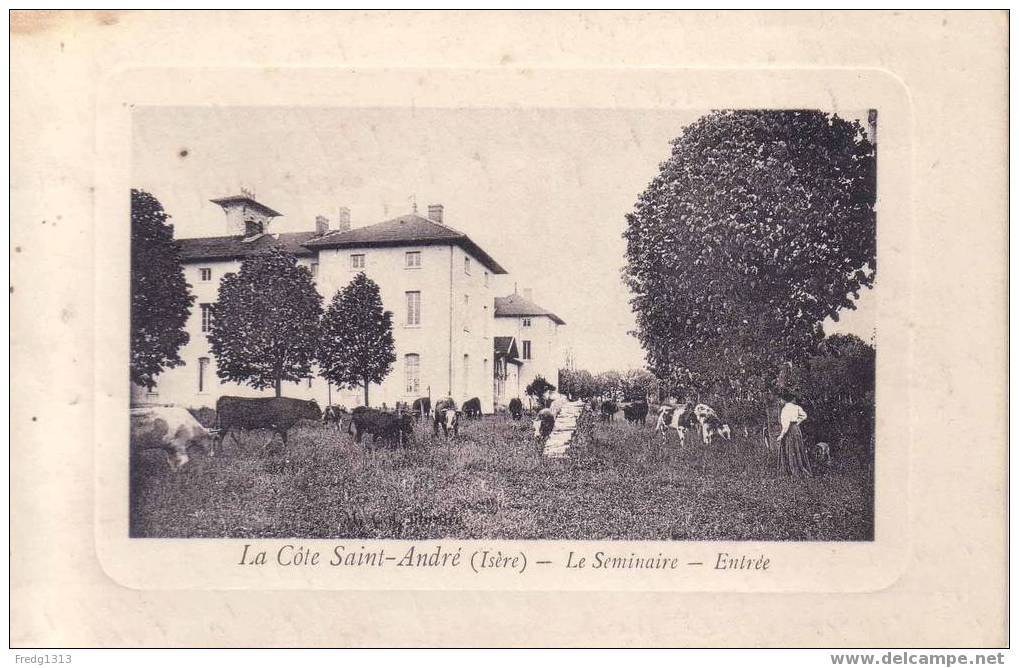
[543,400,586,458]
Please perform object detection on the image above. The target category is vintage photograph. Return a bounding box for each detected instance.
[128,106,877,542]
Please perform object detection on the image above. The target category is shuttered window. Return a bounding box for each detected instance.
[200,303,214,333]
[406,291,421,326]
[405,354,420,394]
[198,357,210,392]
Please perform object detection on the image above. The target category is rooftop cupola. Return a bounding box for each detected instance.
[210,187,283,237]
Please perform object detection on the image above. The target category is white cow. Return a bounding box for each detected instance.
[655,404,690,446]
[130,406,213,471]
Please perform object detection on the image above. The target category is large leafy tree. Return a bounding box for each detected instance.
[208,248,322,396]
[317,272,396,406]
[623,110,876,393]
[130,189,194,389]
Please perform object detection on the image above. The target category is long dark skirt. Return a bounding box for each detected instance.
[778,422,813,478]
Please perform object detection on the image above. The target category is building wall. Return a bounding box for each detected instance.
[135,258,327,410]
[493,314,562,407]
[140,242,499,414]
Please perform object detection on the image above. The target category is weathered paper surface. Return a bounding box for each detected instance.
[11,10,1007,647]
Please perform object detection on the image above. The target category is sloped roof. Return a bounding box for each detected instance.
[494,293,566,325]
[305,213,507,274]
[494,336,523,366]
[209,196,282,218]
[494,336,518,357]
[177,231,320,262]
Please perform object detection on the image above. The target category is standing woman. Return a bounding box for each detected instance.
[777,390,812,477]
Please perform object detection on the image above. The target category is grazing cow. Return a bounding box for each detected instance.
[533,407,556,443]
[622,400,649,426]
[131,406,214,471]
[694,403,732,445]
[463,397,482,420]
[508,397,523,420]
[433,398,461,438]
[599,400,617,422]
[349,408,415,446]
[215,396,321,450]
[655,405,690,446]
[322,405,348,429]
[411,397,431,421]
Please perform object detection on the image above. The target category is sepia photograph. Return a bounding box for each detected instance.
[129,106,877,542]
[11,8,1007,651]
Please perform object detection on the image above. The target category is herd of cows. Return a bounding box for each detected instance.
[129,393,737,472]
[596,398,733,447]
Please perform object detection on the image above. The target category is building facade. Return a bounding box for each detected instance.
[132,194,566,415]
[493,291,565,407]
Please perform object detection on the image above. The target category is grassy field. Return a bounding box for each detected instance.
[130,411,874,541]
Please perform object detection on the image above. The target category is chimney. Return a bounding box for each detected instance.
[427,203,444,224]
[315,215,329,236]
[522,288,533,302]
[337,206,351,232]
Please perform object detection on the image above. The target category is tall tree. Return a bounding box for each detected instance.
[623,110,876,392]
[130,189,194,390]
[317,272,396,406]
[208,248,322,396]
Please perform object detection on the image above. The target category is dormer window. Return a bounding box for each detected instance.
[244,219,263,237]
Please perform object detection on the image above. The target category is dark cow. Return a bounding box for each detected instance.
[599,400,617,422]
[463,397,482,420]
[411,397,431,420]
[433,398,461,438]
[349,408,415,446]
[533,407,556,443]
[321,405,348,429]
[215,396,321,449]
[508,397,523,420]
[622,400,649,426]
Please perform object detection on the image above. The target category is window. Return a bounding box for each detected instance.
[522,340,532,360]
[307,376,313,388]
[310,262,318,277]
[462,354,470,398]
[464,256,471,275]
[199,267,212,282]
[463,294,470,331]
[522,318,532,328]
[200,303,214,333]
[406,291,421,326]
[405,354,420,394]
[484,271,489,287]
[405,251,421,268]
[351,254,365,269]
[198,357,209,393]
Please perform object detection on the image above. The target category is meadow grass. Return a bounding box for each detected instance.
[130,412,873,541]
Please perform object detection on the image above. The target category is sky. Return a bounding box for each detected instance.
[133,107,875,373]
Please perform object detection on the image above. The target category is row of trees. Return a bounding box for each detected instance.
[130,190,396,404]
[557,367,657,401]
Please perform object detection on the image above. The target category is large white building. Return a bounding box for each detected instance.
[132,194,566,414]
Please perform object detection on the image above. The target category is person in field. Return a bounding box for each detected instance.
[776,390,812,477]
